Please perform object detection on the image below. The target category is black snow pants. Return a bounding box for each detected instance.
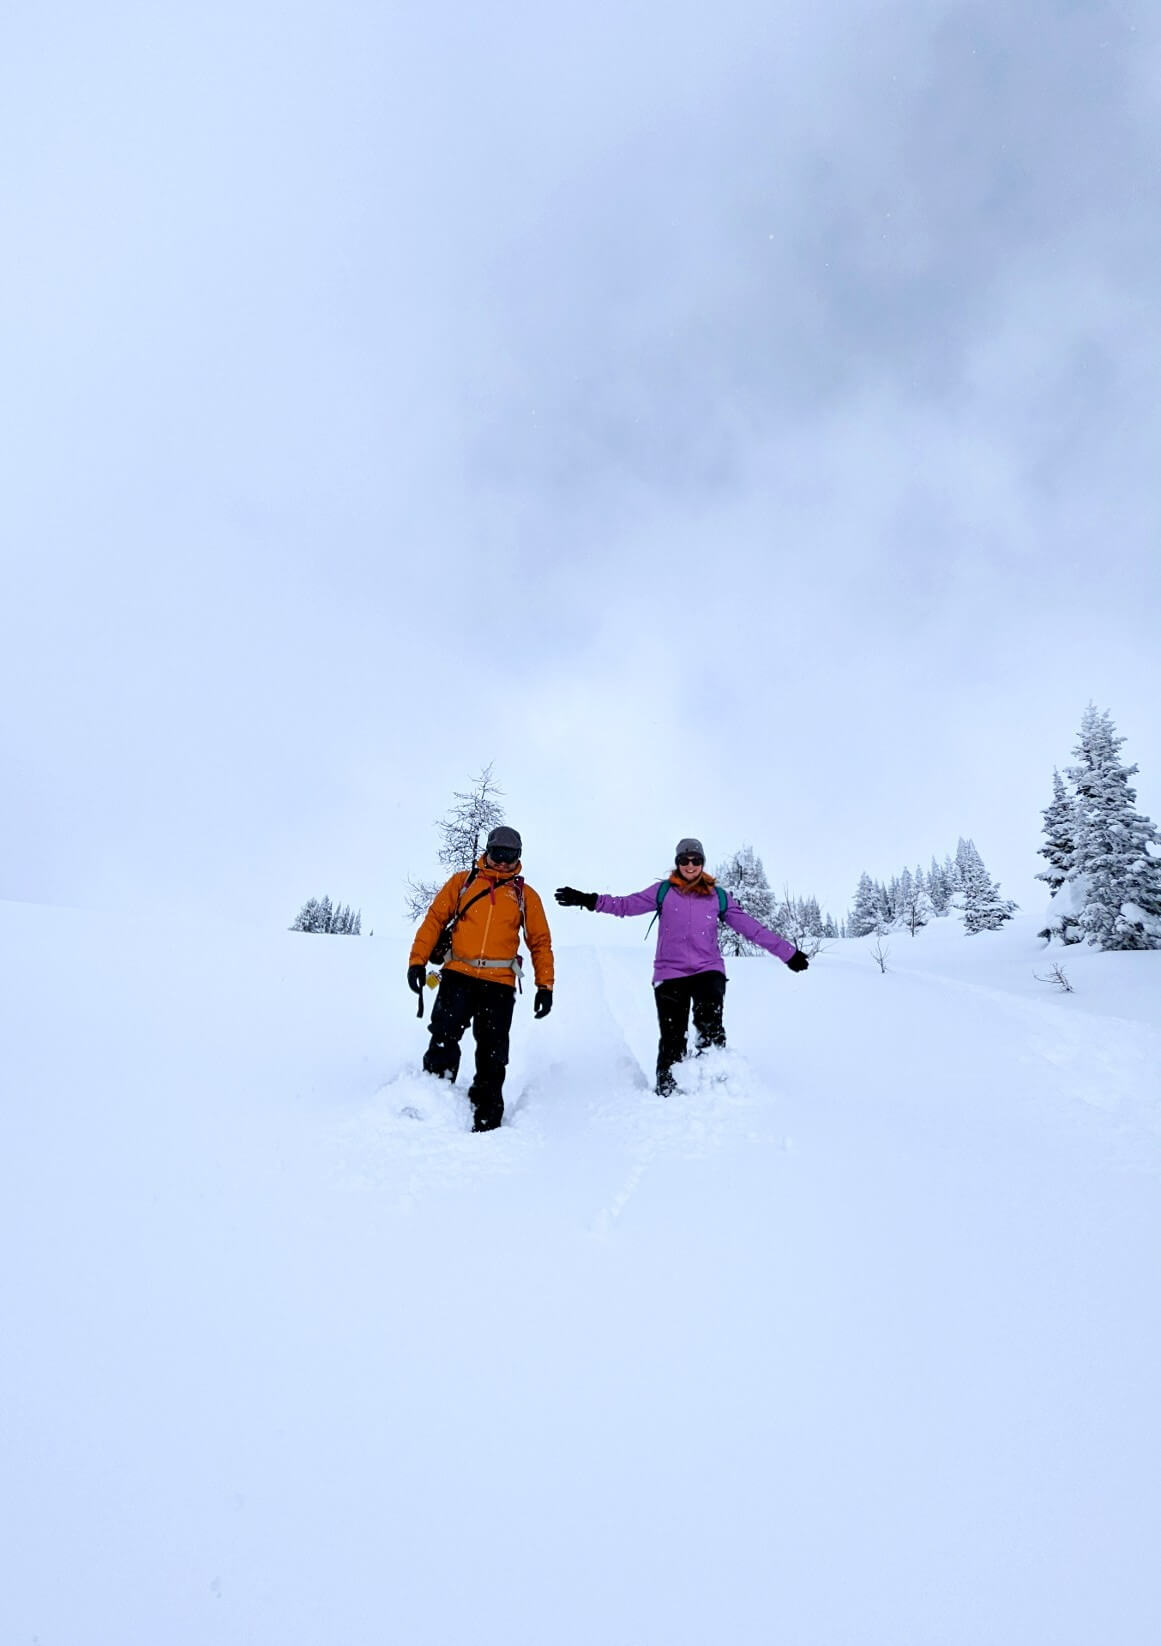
[423,968,516,1131]
[653,969,727,1095]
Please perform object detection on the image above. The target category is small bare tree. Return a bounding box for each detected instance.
[405,765,507,920]
[870,935,890,973]
[775,885,828,958]
[1034,963,1075,994]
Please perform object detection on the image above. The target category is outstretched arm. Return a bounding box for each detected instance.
[722,898,801,964]
[594,884,664,918]
[556,883,662,917]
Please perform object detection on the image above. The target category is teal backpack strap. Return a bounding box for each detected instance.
[716,886,728,917]
[643,880,669,940]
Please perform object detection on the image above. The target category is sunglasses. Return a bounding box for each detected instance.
[676,854,704,867]
[487,847,520,865]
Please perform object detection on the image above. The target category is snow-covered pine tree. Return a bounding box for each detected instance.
[889,875,909,928]
[900,868,932,936]
[1050,705,1161,950]
[849,872,882,937]
[1036,768,1074,897]
[290,898,321,932]
[896,869,914,929]
[715,845,775,956]
[406,764,507,920]
[935,855,955,908]
[956,839,1018,934]
[927,855,952,916]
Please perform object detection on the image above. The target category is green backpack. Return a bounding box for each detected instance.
[645,880,728,939]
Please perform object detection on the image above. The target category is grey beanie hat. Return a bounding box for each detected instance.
[487,825,522,855]
[675,837,705,859]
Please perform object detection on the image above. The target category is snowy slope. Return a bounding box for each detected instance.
[2,901,1160,1646]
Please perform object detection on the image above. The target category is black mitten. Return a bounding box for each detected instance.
[555,887,597,910]
[407,963,427,994]
[533,988,554,1019]
[786,950,809,973]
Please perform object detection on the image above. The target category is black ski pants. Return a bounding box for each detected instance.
[423,968,516,1130]
[653,969,727,1092]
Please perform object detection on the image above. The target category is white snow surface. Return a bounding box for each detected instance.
[3,902,1160,1645]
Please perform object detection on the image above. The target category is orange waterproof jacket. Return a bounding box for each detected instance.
[409,858,554,990]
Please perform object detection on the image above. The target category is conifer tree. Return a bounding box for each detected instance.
[850,872,882,937]
[1050,705,1161,949]
[956,839,1017,934]
[290,897,321,933]
[900,869,932,936]
[715,845,775,956]
[928,855,952,916]
[897,868,914,925]
[1036,769,1074,896]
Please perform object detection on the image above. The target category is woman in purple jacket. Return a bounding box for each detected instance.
[556,837,809,1096]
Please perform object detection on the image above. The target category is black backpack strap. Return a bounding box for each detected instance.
[451,880,491,926]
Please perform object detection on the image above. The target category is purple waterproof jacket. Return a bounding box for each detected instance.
[595,880,797,983]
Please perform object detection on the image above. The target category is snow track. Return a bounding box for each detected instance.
[3,907,1160,1646]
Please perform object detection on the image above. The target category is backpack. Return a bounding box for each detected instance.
[644,880,728,940]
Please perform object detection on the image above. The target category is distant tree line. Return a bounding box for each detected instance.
[849,839,1017,937]
[291,897,362,936]
[1038,704,1161,950]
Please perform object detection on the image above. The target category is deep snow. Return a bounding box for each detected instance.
[2,901,1159,1645]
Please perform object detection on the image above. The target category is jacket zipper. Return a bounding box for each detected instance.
[478,897,494,958]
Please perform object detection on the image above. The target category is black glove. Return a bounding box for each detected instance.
[786,949,809,973]
[555,887,597,910]
[407,963,427,994]
[533,987,553,1019]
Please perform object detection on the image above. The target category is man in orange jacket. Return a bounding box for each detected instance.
[408,826,555,1132]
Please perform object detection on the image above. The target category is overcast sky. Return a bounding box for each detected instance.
[3,0,1158,933]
